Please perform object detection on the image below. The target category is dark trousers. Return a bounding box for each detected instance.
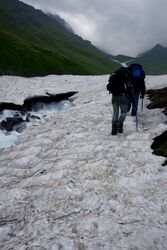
[112,95,128,131]
[127,94,139,116]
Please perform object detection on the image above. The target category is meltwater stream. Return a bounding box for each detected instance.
[0,100,75,149]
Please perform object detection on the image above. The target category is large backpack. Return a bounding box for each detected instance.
[107,67,131,95]
[128,63,145,80]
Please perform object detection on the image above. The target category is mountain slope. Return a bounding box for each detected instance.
[0,0,119,76]
[127,44,167,75]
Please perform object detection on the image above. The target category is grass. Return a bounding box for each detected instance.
[0,0,120,76]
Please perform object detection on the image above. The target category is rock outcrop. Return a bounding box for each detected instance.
[147,87,167,164]
[0,91,78,132]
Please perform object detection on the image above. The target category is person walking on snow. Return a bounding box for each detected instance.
[107,67,136,135]
[127,63,146,116]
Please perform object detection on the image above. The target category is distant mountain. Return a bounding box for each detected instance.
[0,0,119,76]
[126,44,167,75]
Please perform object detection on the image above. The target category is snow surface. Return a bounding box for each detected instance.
[0,74,167,250]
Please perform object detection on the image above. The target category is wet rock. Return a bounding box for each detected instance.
[0,91,78,112]
[147,87,167,165]
[0,116,25,132]
[14,122,27,133]
[147,87,167,116]
[0,102,26,112]
[151,131,167,160]
[23,91,78,111]
[0,91,78,133]
[152,134,167,166]
[26,113,40,121]
[30,115,40,120]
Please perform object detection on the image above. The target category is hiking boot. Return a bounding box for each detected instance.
[111,125,117,135]
[111,129,117,135]
[117,123,123,133]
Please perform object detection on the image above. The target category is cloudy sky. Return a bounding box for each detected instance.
[20,0,167,56]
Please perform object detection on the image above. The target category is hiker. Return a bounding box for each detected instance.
[127,63,146,116]
[107,67,136,135]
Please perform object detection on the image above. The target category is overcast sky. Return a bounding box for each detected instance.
[20,0,167,56]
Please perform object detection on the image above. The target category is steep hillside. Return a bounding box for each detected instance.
[0,0,119,76]
[127,44,167,75]
[0,31,87,76]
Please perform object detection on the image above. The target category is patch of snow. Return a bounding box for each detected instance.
[0,100,74,149]
[0,74,166,249]
[0,130,19,149]
[0,110,18,122]
[146,74,167,89]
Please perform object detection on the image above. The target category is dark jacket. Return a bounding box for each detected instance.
[107,67,131,96]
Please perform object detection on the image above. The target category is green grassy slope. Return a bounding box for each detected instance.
[0,31,88,76]
[0,0,119,76]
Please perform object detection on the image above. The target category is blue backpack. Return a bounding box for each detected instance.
[129,64,145,80]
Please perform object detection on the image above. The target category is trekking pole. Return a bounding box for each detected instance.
[141,98,144,112]
[136,112,138,132]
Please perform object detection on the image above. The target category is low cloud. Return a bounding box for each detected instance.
[20,0,167,56]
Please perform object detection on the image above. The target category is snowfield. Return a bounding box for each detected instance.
[0,74,167,250]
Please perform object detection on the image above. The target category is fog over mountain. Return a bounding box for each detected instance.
[20,0,167,56]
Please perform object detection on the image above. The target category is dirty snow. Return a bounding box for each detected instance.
[0,74,167,250]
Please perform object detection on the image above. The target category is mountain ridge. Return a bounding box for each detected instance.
[110,44,167,75]
[130,44,167,75]
[0,0,119,76]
